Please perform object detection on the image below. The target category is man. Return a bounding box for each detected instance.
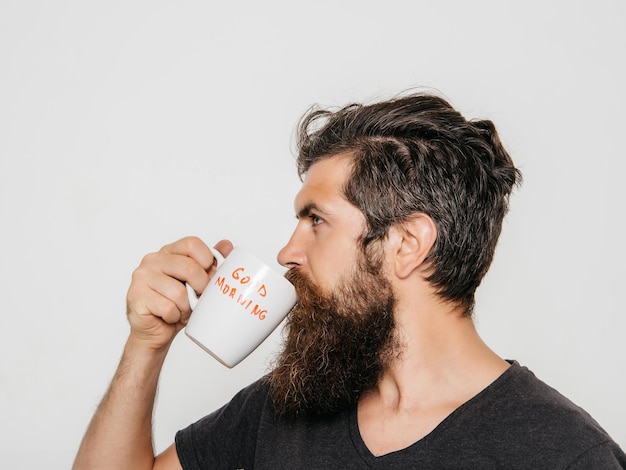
[74,92,626,469]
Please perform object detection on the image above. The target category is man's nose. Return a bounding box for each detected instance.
[277,229,305,269]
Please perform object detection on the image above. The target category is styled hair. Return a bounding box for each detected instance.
[295,92,522,314]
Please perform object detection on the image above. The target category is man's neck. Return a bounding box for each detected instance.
[357,294,509,456]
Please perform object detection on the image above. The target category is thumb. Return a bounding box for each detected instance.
[213,239,234,259]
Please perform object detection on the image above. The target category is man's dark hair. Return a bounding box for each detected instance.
[295,92,522,314]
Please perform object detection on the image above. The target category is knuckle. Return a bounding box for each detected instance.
[179,257,199,279]
[181,236,202,252]
[126,284,139,304]
[130,265,150,286]
[158,297,180,323]
[140,251,160,267]
[172,284,189,309]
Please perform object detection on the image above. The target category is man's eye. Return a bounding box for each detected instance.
[310,215,323,226]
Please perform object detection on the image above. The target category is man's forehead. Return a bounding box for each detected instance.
[292,155,353,214]
[293,184,334,216]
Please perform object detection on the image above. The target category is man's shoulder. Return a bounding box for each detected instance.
[480,361,617,449]
[501,362,600,418]
[175,376,273,469]
[431,361,626,468]
[231,376,272,402]
[180,376,272,435]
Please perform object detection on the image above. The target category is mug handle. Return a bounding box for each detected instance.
[185,246,226,309]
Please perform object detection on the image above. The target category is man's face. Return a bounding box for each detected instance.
[277,154,369,290]
[270,155,398,417]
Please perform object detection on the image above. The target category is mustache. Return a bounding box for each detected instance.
[284,268,333,310]
[284,267,306,291]
[284,267,313,294]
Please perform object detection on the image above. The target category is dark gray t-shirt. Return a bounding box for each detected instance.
[175,362,626,469]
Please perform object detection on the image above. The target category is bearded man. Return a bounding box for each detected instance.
[73,92,626,469]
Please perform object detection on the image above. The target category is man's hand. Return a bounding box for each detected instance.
[126,237,233,350]
[73,237,233,470]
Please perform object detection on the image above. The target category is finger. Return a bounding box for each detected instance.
[165,238,234,294]
[213,239,234,258]
[145,237,235,300]
[204,239,234,280]
[127,279,183,326]
[140,250,211,297]
[145,270,192,316]
[161,236,215,271]
[143,289,183,325]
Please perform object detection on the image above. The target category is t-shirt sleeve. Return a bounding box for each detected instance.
[566,441,626,469]
[175,378,269,470]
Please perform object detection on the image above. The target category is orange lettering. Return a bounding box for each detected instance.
[258,284,267,297]
[251,304,267,320]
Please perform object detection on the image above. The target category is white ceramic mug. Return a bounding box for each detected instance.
[185,246,297,368]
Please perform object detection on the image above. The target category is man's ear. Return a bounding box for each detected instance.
[387,213,437,279]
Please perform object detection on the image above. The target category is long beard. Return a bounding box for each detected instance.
[267,261,397,417]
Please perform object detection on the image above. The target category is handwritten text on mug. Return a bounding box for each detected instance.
[214,267,268,320]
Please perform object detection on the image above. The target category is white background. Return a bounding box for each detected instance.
[1,1,624,467]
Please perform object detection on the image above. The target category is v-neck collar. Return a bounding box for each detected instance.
[348,360,520,467]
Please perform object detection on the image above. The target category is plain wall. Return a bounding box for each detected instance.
[1,1,624,467]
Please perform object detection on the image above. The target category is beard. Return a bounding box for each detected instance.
[267,252,398,418]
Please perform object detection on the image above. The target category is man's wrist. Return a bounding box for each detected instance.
[124,333,173,364]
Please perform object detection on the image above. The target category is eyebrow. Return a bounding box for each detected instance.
[296,203,328,219]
